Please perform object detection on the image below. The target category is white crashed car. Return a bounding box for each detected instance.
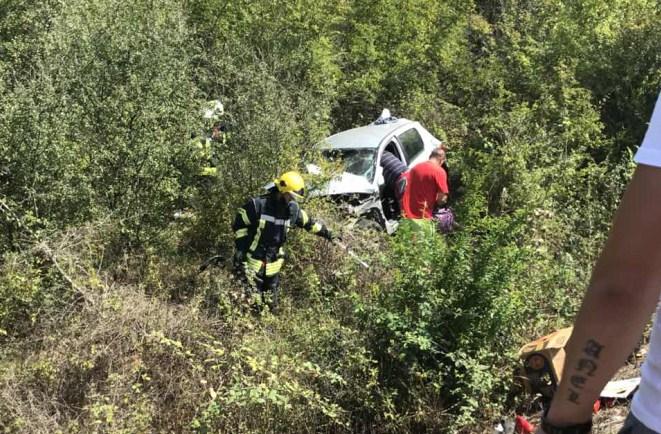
[310,110,442,233]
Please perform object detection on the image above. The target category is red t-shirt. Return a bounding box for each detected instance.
[401,161,449,219]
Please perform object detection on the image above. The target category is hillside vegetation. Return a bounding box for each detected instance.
[1,0,660,432]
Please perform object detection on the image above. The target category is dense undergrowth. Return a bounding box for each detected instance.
[1,0,660,432]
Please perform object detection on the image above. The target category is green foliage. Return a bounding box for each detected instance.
[354,215,535,429]
[0,0,199,246]
[0,0,659,432]
[0,252,42,337]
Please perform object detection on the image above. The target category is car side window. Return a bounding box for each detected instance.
[397,128,424,162]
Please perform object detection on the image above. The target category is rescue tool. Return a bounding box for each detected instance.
[333,239,370,269]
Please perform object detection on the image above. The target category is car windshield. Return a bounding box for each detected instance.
[322,148,376,182]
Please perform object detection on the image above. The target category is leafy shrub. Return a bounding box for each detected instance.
[0,252,43,337]
[0,0,200,246]
[1,0,660,432]
[356,213,544,430]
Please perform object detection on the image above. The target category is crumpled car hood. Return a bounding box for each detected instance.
[320,172,376,196]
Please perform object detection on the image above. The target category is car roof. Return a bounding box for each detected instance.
[320,118,415,150]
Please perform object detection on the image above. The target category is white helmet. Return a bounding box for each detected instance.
[203,99,224,121]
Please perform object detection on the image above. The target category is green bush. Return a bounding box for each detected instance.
[0,0,200,247]
[1,0,660,432]
[0,252,43,337]
[355,212,545,430]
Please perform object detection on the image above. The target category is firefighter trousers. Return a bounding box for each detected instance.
[234,257,283,311]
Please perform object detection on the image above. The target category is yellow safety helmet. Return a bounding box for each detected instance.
[275,171,305,200]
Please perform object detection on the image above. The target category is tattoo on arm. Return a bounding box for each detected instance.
[564,338,604,406]
[576,358,598,376]
[583,339,604,359]
[568,388,581,404]
[570,375,587,389]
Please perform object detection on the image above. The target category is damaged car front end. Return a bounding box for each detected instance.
[310,111,442,233]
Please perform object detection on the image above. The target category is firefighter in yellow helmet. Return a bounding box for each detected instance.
[232,171,336,310]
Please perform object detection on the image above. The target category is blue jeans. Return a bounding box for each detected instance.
[619,413,659,434]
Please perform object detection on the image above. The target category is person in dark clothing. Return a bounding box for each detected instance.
[381,150,407,196]
[380,149,408,218]
[232,171,335,311]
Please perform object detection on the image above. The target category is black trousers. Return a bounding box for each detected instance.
[234,262,281,311]
[619,413,659,434]
[251,268,281,310]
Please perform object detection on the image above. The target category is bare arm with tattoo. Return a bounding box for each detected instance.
[539,164,661,430]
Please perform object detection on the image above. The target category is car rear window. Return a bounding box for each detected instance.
[398,128,424,161]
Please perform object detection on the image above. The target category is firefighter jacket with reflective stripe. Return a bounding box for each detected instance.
[232,192,331,263]
[190,135,225,176]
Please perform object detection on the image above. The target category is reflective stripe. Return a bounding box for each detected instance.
[265,258,284,276]
[300,210,309,226]
[235,228,248,238]
[311,222,323,234]
[238,208,250,226]
[200,166,217,176]
[244,258,262,288]
[261,214,288,226]
[250,219,266,252]
[246,255,263,273]
[244,255,282,277]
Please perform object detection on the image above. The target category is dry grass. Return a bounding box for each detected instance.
[0,280,225,433]
[0,222,233,433]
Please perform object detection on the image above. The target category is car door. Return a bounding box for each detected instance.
[375,139,407,187]
[396,127,427,168]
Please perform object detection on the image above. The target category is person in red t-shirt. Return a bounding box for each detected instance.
[401,147,449,219]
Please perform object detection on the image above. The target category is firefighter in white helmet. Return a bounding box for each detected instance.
[193,99,225,177]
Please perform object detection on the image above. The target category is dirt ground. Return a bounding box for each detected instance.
[511,344,647,434]
[591,346,646,434]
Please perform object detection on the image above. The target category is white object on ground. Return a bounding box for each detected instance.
[600,377,641,399]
